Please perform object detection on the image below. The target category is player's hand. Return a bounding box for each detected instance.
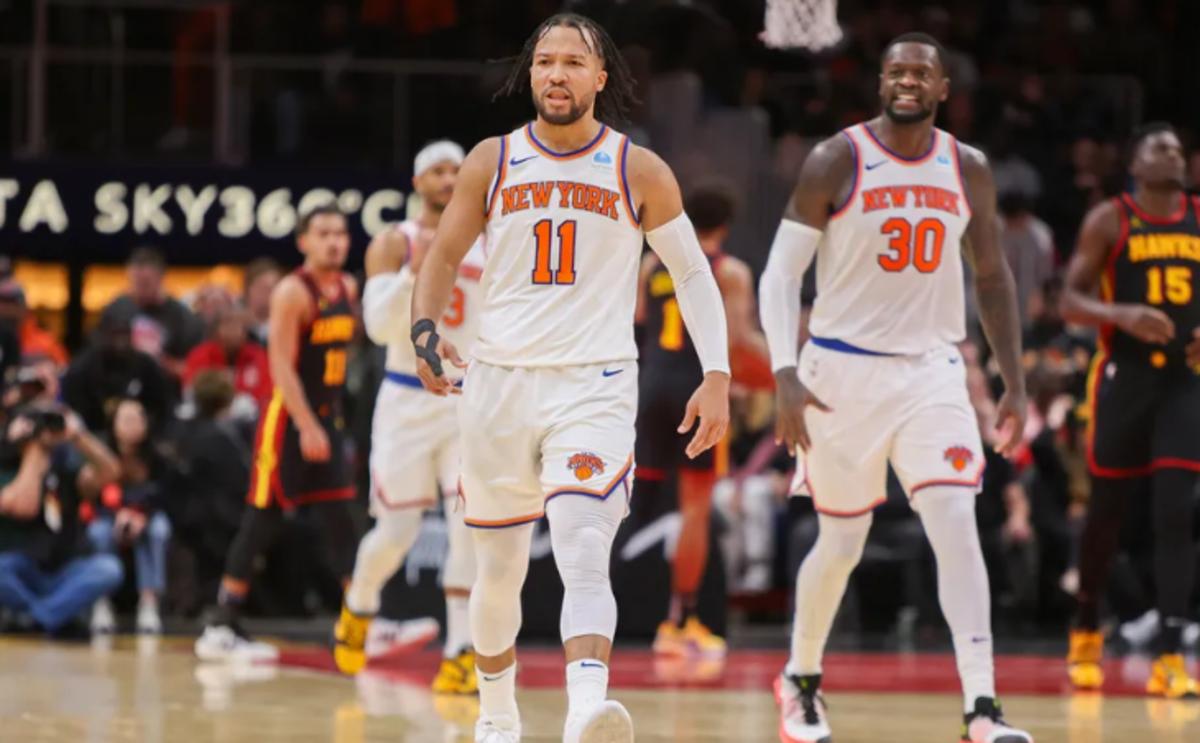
[773,368,830,454]
[1116,304,1175,345]
[298,421,332,462]
[993,388,1028,458]
[1185,327,1200,368]
[678,371,730,460]
[413,331,467,396]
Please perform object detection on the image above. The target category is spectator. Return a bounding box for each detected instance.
[63,314,174,432]
[191,284,236,331]
[97,247,204,378]
[0,400,123,635]
[0,280,67,368]
[242,258,282,347]
[998,191,1056,329]
[183,306,272,413]
[87,398,173,634]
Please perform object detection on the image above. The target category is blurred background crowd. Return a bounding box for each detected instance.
[0,0,1198,649]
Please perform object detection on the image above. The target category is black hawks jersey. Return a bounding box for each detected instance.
[640,252,724,378]
[1103,193,1200,369]
[292,268,355,419]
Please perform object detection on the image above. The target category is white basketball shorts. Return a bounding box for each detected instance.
[458,359,637,528]
[369,372,461,515]
[795,341,985,517]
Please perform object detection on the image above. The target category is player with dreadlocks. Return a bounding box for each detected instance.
[410,12,731,743]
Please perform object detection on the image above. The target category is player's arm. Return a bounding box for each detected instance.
[959,143,1027,456]
[759,134,851,452]
[630,145,730,459]
[715,257,769,359]
[411,138,499,394]
[1060,201,1175,345]
[267,276,329,462]
[361,229,411,346]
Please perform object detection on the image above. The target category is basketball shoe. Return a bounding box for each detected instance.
[1066,629,1105,691]
[653,617,727,657]
[774,673,831,743]
[475,715,520,743]
[433,648,478,694]
[961,697,1034,742]
[333,603,372,675]
[563,699,635,743]
[1146,654,1200,698]
[194,623,279,663]
[365,616,440,662]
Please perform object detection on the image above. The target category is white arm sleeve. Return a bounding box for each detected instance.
[361,266,415,346]
[758,219,822,372]
[645,213,730,375]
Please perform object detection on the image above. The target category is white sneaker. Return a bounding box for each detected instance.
[474,714,521,742]
[194,624,279,663]
[365,616,440,661]
[774,673,832,743]
[90,598,116,635]
[137,601,162,635]
[564,700,634,743]
[962,697,1033,743]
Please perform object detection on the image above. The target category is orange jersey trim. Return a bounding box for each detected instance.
[860,123,939,166]
[523,122,609,161]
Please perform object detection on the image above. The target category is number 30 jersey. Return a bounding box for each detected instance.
[810,124,972,354]
[476,122,644,367]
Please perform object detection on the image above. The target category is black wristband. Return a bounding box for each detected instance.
[410,318,444,377]
[410,318,437,343]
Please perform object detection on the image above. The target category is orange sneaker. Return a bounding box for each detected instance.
[1146,654,1200,699]
[652,621,686,656]
[1067,629,1104,691]
[680,617,727,658]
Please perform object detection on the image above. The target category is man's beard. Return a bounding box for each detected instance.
[533,90,590,125]
[884,100,934,124]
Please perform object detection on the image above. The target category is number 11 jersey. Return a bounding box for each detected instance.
[810,124,972,355]
[476,122,644,367]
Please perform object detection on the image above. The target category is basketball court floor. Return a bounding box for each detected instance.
[1,636,1197,742]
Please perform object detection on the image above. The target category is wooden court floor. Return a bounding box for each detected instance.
[1,637,1198,742]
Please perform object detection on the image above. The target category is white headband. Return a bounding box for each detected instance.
[413,140,465,176]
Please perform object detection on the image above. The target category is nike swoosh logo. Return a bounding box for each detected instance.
[579,661,605,669]
[601,368,624,377]
[865,160,886,170]
[509,155,538,166]
[481,673,509,682]
[949,357,961,364]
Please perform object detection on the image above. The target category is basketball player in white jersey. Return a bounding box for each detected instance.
[333,141,485,697]
[759,34,1034,743]
[410,14,730,743]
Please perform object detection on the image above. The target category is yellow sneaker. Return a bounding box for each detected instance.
[681,617,727,658]
[652,621,686,656]
[432,649,477,695]
[1147,654,1200,699]
[333,604,372,676]
[1067,629,1105,691]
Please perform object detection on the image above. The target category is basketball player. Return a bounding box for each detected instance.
[195,204,360,662]
[410,14,731,743]
[333,141,485,696]
[759,33,1034,742]
[635,184,767,657]
[1062,122,1200,698]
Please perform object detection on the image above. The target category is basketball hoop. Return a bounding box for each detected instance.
[762,0,843,52]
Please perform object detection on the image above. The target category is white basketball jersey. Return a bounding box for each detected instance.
[386,220,485,381]
[810,124,973,354]
[475,122,644,367]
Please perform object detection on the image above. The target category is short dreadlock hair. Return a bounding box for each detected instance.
[494,13,638,126]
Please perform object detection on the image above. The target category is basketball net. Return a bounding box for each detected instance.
[762,0,843,52]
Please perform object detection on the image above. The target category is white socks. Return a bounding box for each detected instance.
[914,486,997,711]
[444,594,470,658]
[786,513,873,677]
[478,662,519,724]
[566,659,609,717]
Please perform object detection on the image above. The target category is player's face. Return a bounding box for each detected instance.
[1132,130,1186,189]
[412,161,460,211]
[529,25,607,126]
[879,43,948,124]
[298,213,350,271]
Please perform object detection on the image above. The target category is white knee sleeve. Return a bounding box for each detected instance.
[546,493,624,643]
[345,507,424,615]
[469,523,534,656]
[442,495,476,592]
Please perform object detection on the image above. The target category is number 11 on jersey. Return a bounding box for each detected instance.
[531,219,577,285]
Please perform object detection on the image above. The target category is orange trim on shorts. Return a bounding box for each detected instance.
[907,460,987,496]
[248,389,287,509]
[543,455,634,503]
[464,511,545,529]
[814,496,887,518]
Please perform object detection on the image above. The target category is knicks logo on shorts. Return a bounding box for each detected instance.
[567,452,606,482]
[943,446,974,472]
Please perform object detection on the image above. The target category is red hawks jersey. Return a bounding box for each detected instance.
[476,122,644,367]
[810,124,973,354]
